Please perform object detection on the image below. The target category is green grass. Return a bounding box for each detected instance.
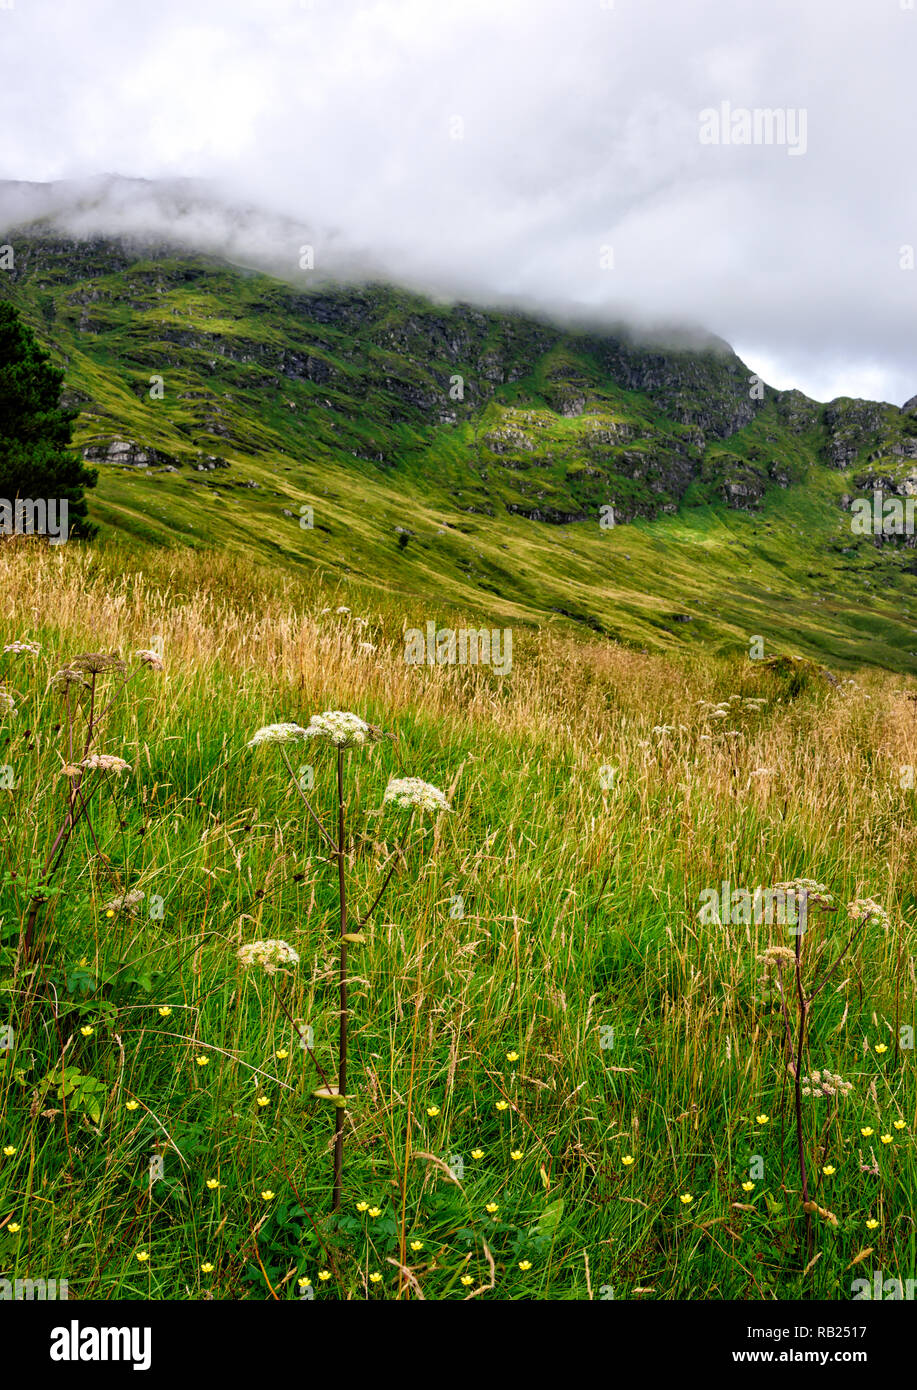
[0,541,915,1300]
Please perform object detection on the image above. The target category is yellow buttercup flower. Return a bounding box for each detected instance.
[356,1201,369,1212]
[679,1193,694,1205]
[510,1149,523,1161]
[506,1051,519,1063]
[741,1181,754,1192]
[275,1049,289,1059]
[893,1120,907,1130]
[755,1114,769,1126]
[518,1260,532,1271]
[318,1270,331,1281]
[460,1274,474,1286]
[369,1272,382,1284]
[158,1006,172,1017]
[201,1262,214,1273]
[471,1149,484,1160]
[861,1127,874,1137]
[80,1026,94,1038]
[874,1044,888,1054]
[195,1055,210,1067]
[409,1240,423,1252]
[485,1202,498,1214]
[125,1100,139,1111]
[105,909,115,919]
[621,1154,634,1166]
[261,1190,275,1201]
[206,1178,220,1190]
[3,1146,16,1157]
[822,1165,836,1176]
[495,1100,509,1112]
[135,1250,149,1263]
[426,1105,440,1117]
[257,1095,270,1107]
[8,1223,21,1233]
[866,1219,879,1230]
[298,1277,311,1289]
[881,1133,893,1144]
[368,1206,381,1218]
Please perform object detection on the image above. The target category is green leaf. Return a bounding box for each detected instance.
[533,1197,565,1241]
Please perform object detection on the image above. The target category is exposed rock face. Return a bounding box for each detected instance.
[775,389,822,435]
[280,350,334,385]
[822,400,891,468]
[82,438,181,470]
[4,227,917,534]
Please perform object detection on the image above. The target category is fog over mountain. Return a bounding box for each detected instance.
[1,0,915,405]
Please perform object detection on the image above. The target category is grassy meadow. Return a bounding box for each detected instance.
[1,538,916,1301]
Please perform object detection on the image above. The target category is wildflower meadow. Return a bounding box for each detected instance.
[1,541,914,1306]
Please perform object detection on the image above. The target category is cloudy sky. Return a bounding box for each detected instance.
[1,0,915,404]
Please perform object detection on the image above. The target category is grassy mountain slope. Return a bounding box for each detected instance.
[3,228,917,669]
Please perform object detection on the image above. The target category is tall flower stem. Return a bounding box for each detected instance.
[792,933,813,1264]
[332,746,348,1211]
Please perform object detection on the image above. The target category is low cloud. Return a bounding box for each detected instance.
[0,0,915,404]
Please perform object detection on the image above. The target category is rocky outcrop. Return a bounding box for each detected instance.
[82,438,181,470]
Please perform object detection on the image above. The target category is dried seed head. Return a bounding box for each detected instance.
[50,667,91,697]
[71,652,126,675]
[134,649,164,670]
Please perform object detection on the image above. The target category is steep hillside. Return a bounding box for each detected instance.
[3,222,917,670]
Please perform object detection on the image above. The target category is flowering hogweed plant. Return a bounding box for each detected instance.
[248,707,451,1214]
[800,1070,854,1100]
[382,777,451,815]
[247,722,309,747]
[10,646,153,974]
[302,710,385,748]
[236,939,301,974]
[74,753,132,775]
[754,884,890,1263]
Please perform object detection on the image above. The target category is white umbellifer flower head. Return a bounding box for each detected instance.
[801,1068,853,1100]
[236,939,300,974]
[80,754,132,774]
[847,898,889,930]
[134,649,164,670]
[335,606,351,615]
[3,641,41,656]
[773,879,835,909]
[0,689,16,715]
[247,723,308,747]
[383,777,451,814]
[757,945,796,968]
[303,711,381,748]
